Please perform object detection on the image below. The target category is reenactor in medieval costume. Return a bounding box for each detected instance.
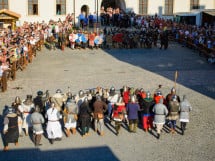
[112,97,126,135]
[152,99,168,139]
[167,95,180,134]
[93,96,107,136]
[45,102,62,144]
[13,96,23,137]
[51,89,67,112]
[107,87,119,121]
[140,91,155,132]
[63,97,79,137]
[126,95,140,133]
[20,95,35,136]
[79,97,93,137]
[179,95,192,135]
[33,90,47,118]
[3,107,19,151]
[30,105,45,146]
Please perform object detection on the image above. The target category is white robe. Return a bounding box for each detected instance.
[46,108,62,139]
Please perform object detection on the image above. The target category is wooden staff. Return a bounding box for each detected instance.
[174,70,178,90]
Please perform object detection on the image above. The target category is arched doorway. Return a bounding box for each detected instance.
[101,0,126,12]
[81,5,89,17]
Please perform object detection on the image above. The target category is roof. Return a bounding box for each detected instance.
[203,11,215,17]
[0,9,21,18]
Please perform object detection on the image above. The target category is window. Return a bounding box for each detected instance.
[139,0,148,15]
[190,0,199,10]
[0,0,8,10]
[56,0,66,15]
[165,0,174,15]
[28,0,38,15]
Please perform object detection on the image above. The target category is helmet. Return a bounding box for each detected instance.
[146,91,151,98]
[140,88,144,93]
[156,90,162,96]
[109,86,115,96]
[56,89,62,93]
[79,90,84,98]
[171,87,176,94]
[110,86,115,92]
[7,107,15,114]
[14,96,21,104]
[37,90,43,96]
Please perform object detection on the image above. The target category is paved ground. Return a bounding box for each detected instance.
[0,43,214,161]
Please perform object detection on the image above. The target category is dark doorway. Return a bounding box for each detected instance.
[101,0,126,12]
[81,5,89,17]
[178,16,196,25]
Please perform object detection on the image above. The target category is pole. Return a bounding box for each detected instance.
[174,70,178,90]
[73,0,76,26]
[96,0,98,23]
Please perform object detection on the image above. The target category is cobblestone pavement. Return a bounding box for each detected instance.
[0,43,214,161]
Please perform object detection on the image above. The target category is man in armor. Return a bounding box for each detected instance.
[126,95,140,133]
[152,99,168,139]
[30,105,45,146]
[179,95,192,135]
[79,97,92,137]
[93,96,107,136]
[112,97,126,135]
[63,96,79,136]
[166,87,180,106]
[51,89,67,112]
[141,91,155,132]
[33,90,47,117]
[107,86,119,122]
[167,95,180,134]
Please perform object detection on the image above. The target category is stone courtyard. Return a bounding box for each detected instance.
[0,42,214,161]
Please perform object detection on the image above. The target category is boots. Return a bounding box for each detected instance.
[3,146,9,151]
[65,129,71,137]
[129,123,133,133]
[35,135,42,146]
[71,128,76,135]
[133,123,138,133]
[15,142,19,146]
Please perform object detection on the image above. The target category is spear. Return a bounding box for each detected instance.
[174,70,178,90]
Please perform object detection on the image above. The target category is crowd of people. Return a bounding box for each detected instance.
[0,10,213,151]
[2,86,192,151]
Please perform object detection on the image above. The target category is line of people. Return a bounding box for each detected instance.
[2,86,192,151]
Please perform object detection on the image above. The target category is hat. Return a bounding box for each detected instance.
[26,95,32,100]
[7,107,15,114]
[56,89,62,93]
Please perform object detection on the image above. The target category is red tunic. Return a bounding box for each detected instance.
[123,91,129,104]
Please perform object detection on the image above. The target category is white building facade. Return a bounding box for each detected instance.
[0,0,214,25]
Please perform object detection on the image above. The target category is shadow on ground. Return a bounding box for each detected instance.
[101,46,215,99]
[0,146,120,161]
